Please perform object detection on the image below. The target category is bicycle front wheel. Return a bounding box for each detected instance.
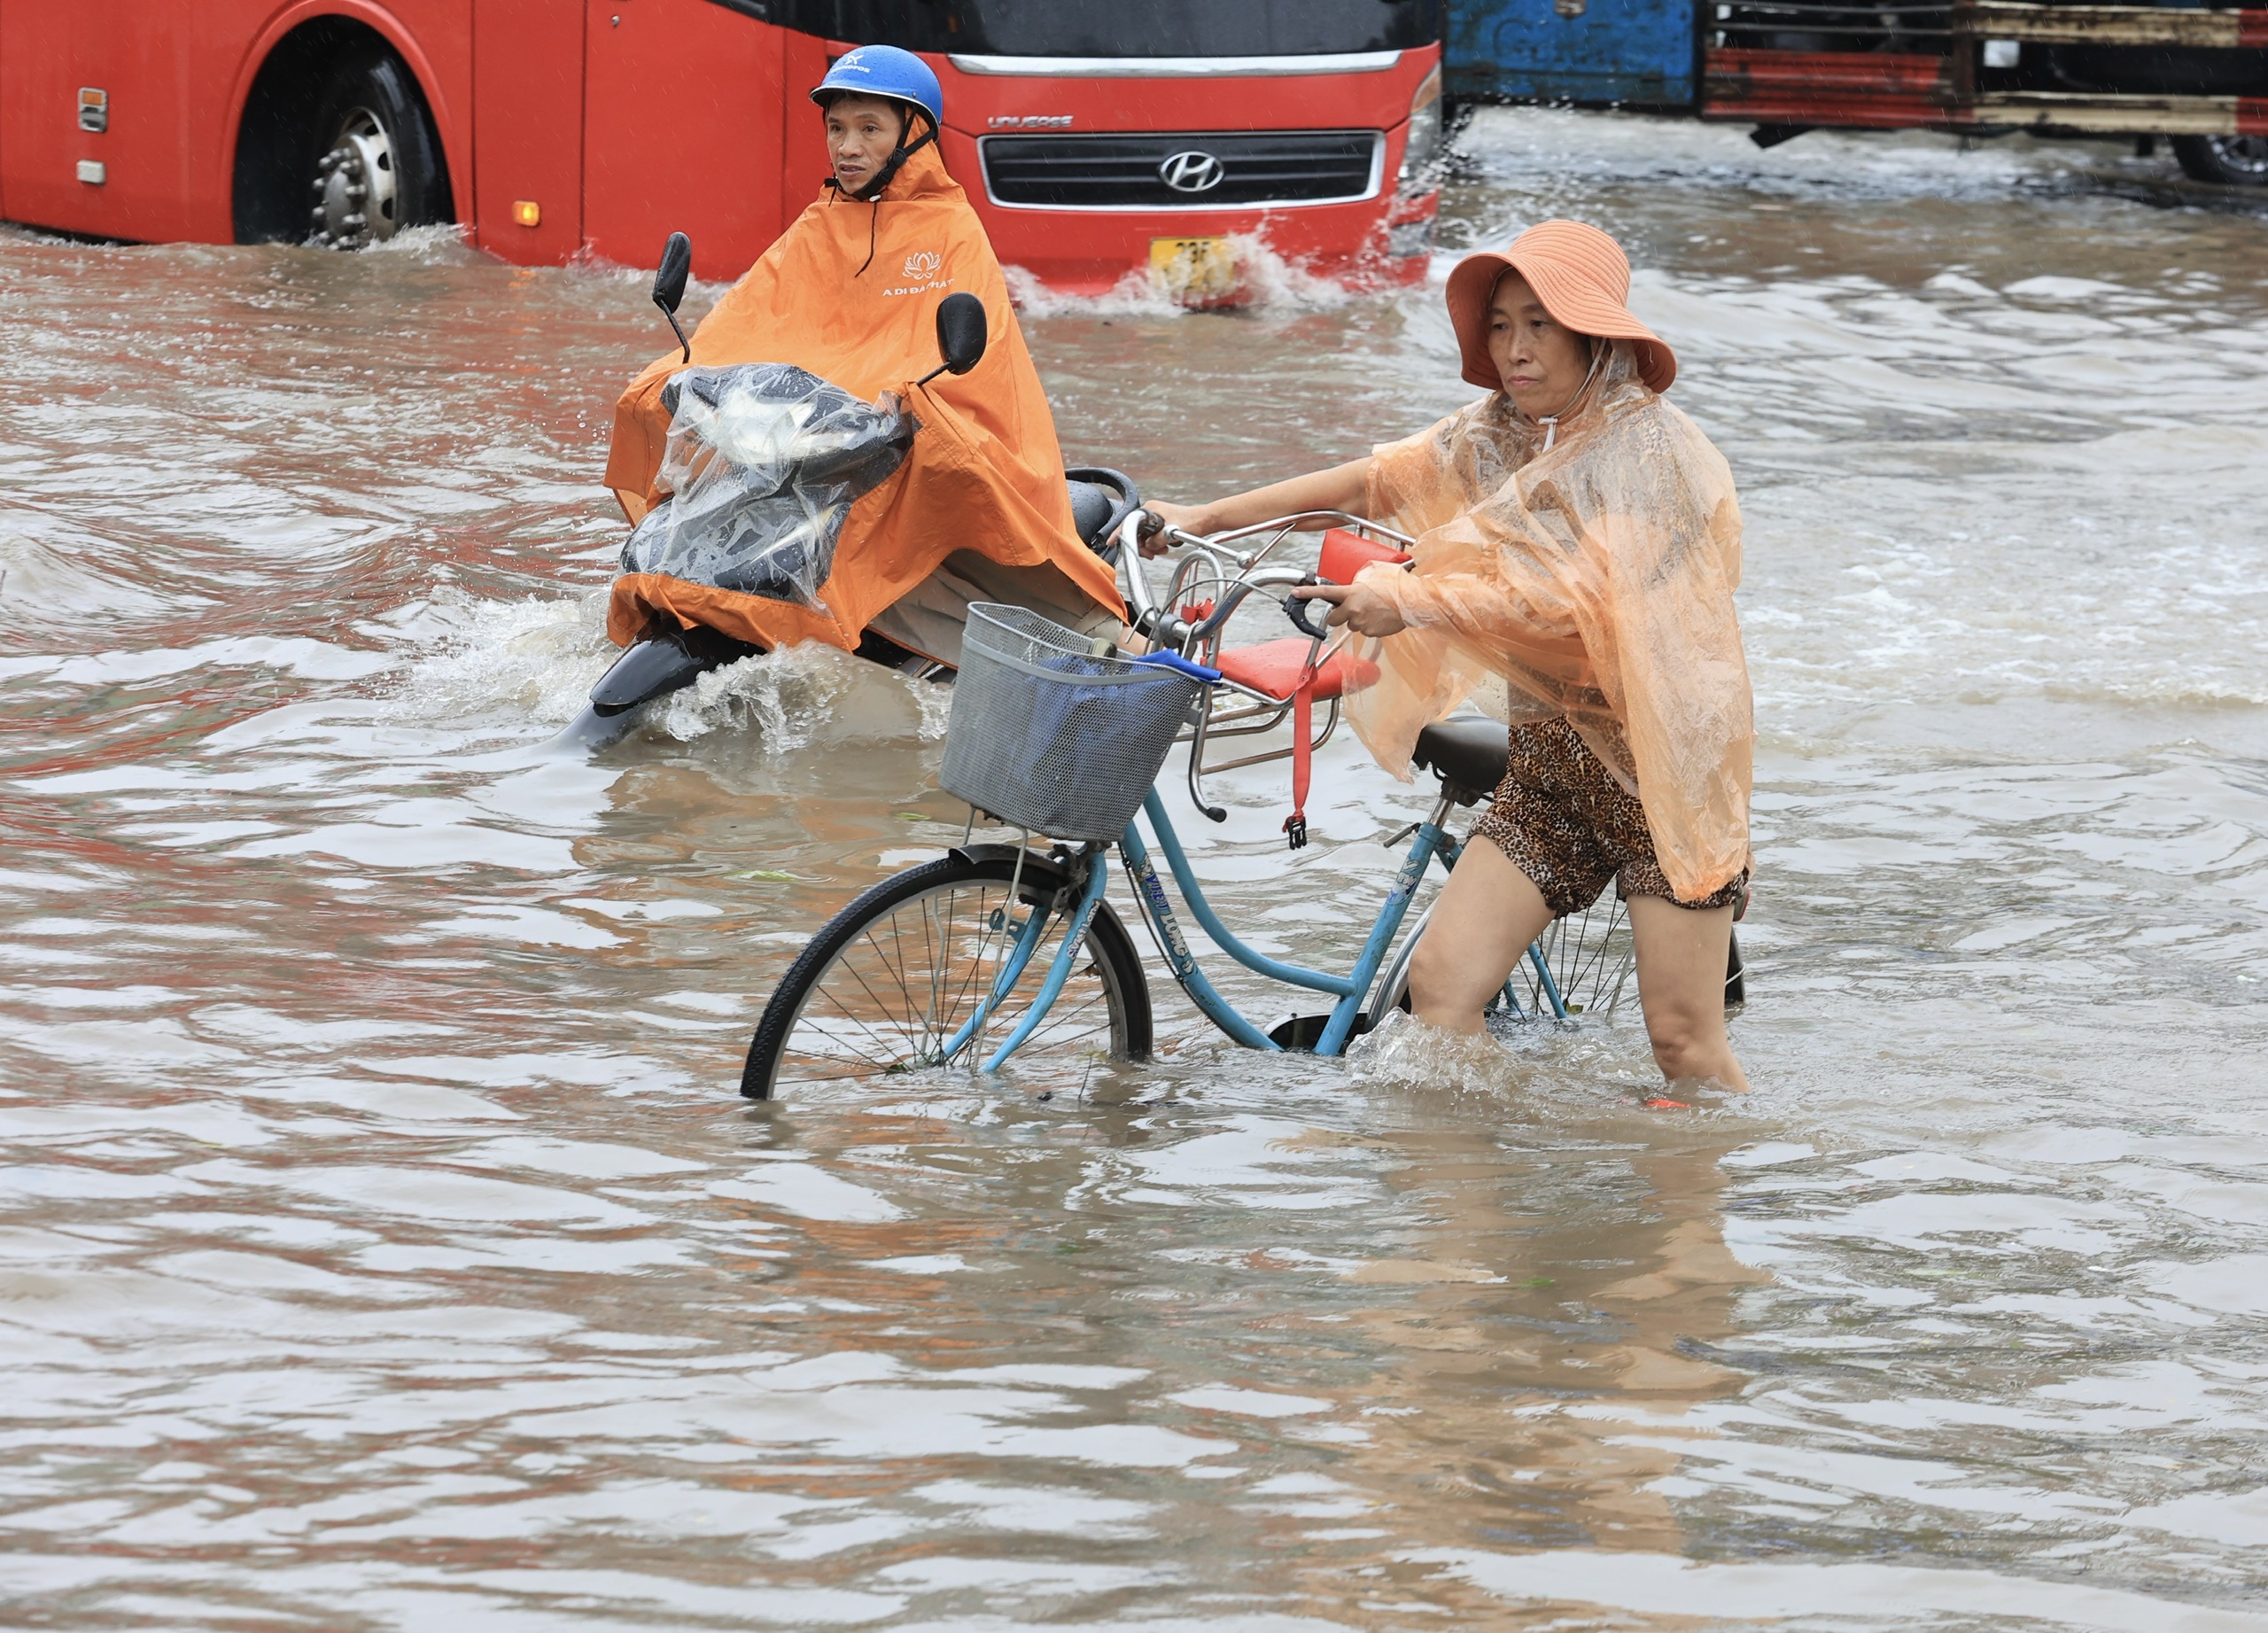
[742,854,1152,1100]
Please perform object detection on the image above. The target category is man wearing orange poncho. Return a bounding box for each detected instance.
[1147,222,1754,1092]
[601,46,1122,665]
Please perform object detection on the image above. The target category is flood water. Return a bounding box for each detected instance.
[5,111,2268,1629]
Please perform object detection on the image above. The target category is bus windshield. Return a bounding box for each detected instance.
[767,1,1439,57]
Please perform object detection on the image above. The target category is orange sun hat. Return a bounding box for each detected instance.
[1444,220,1677,395]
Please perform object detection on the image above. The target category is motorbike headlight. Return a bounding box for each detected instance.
[1398,65,1443,189]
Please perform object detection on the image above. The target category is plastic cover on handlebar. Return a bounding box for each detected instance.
[620,363,914,614]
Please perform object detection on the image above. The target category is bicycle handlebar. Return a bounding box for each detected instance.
[1115,508,1410,645]
[1111,508,1405,829]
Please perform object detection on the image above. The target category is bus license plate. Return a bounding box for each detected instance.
[1149,237,1239,303]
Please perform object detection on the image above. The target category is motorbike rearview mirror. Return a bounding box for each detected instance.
[653,231,693,364]
[653,232,692,314]
[916,292,988,386]
[936,292,988,374]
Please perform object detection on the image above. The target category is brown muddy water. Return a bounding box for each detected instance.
[4,109,2268,1629]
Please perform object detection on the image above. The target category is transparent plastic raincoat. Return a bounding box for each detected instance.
[1347,346,1754,902]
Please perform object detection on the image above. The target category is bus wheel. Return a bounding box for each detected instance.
[306,50,451,248]
[2172,136,2268,188]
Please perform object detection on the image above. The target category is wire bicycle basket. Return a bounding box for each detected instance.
[941,603,1203,842]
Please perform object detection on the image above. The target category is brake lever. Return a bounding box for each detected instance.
[1282,575,1332,642]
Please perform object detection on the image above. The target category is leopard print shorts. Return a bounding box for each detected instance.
[1470,718,1748,918]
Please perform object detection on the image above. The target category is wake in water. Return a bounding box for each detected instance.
[1347,1008,1526,1095]
[377,587,617,727]
[1348,1006,1728,1115]
[360,222,481,264]
[652,642,952,749]
[1005,229,1372,319]
[374,587,954,750]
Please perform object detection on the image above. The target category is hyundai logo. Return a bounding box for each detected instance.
[1158,151,1226,193]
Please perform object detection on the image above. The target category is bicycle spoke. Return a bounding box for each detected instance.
[941,886,1013,1038]
[874,907,943,1057]
[1018,980,1113,1053]
[1498,890,1634,1025]
[765,873,1123,1095]
[828,939,931,1060]
[920,887,979,1051]
[784,903,976,1077]
[808,976,922,1068]
[918,889,952,1049]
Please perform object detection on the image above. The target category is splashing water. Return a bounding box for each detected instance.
[1346,1007,1526,1095]
[653,641,952,748]
[1006,230,1370,319]
[377,587,617,729]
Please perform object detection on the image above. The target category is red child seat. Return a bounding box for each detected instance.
[1204,527,1412,848]
[1317,525,1411,588]
[1208,527,1408,702]
[1214,640,1378,703]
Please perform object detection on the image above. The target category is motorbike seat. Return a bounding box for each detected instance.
[1412,718,1511,806]
[1062,466,1140,556]
[1066,478,1116,548]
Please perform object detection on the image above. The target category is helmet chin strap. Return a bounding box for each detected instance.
[846,118,936,204]
[823,108,938,276]
[1531,340,1607,452]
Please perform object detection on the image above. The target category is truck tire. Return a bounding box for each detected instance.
[2172,136,2268,188]
[304,46,454,248]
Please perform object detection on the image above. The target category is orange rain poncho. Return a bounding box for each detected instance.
[1346,345,1754,901]
[601,143,1121,657]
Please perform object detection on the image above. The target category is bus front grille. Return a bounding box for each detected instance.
[979,130,1384,210]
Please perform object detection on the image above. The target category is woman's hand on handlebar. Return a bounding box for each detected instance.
[1137,501,1209,557]
[1291,582,1407,639]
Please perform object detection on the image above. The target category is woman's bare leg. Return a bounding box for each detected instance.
[1626,896,1749,1091]
[1409,838,1556,1034]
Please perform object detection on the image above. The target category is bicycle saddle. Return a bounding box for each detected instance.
[1413,718,1511,805]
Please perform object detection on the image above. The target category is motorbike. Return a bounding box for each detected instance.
[550,233,1143,752]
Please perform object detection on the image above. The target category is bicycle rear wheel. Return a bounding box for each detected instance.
[1517,891,1637,1018]
[1373,898,1740,1023]
[1518,900,1745,1017]
[742,854,1152,1100]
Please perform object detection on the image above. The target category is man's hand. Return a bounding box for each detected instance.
[1291,582,1406,639]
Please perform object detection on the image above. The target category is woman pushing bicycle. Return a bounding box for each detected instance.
[1146,222,1754,1092]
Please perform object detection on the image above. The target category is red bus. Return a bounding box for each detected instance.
[0,1,1445,298]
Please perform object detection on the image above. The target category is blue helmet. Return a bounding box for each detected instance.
[810,45,943,131]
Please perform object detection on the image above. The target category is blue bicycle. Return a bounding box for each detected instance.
[741,512,1736,1099]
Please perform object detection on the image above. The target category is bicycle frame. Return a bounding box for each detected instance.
[931,508,1581,1072]
[946,778,1578,1070]
[1118,789,1449,1056]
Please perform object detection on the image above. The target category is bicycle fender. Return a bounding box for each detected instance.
[947,843,1071,891]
